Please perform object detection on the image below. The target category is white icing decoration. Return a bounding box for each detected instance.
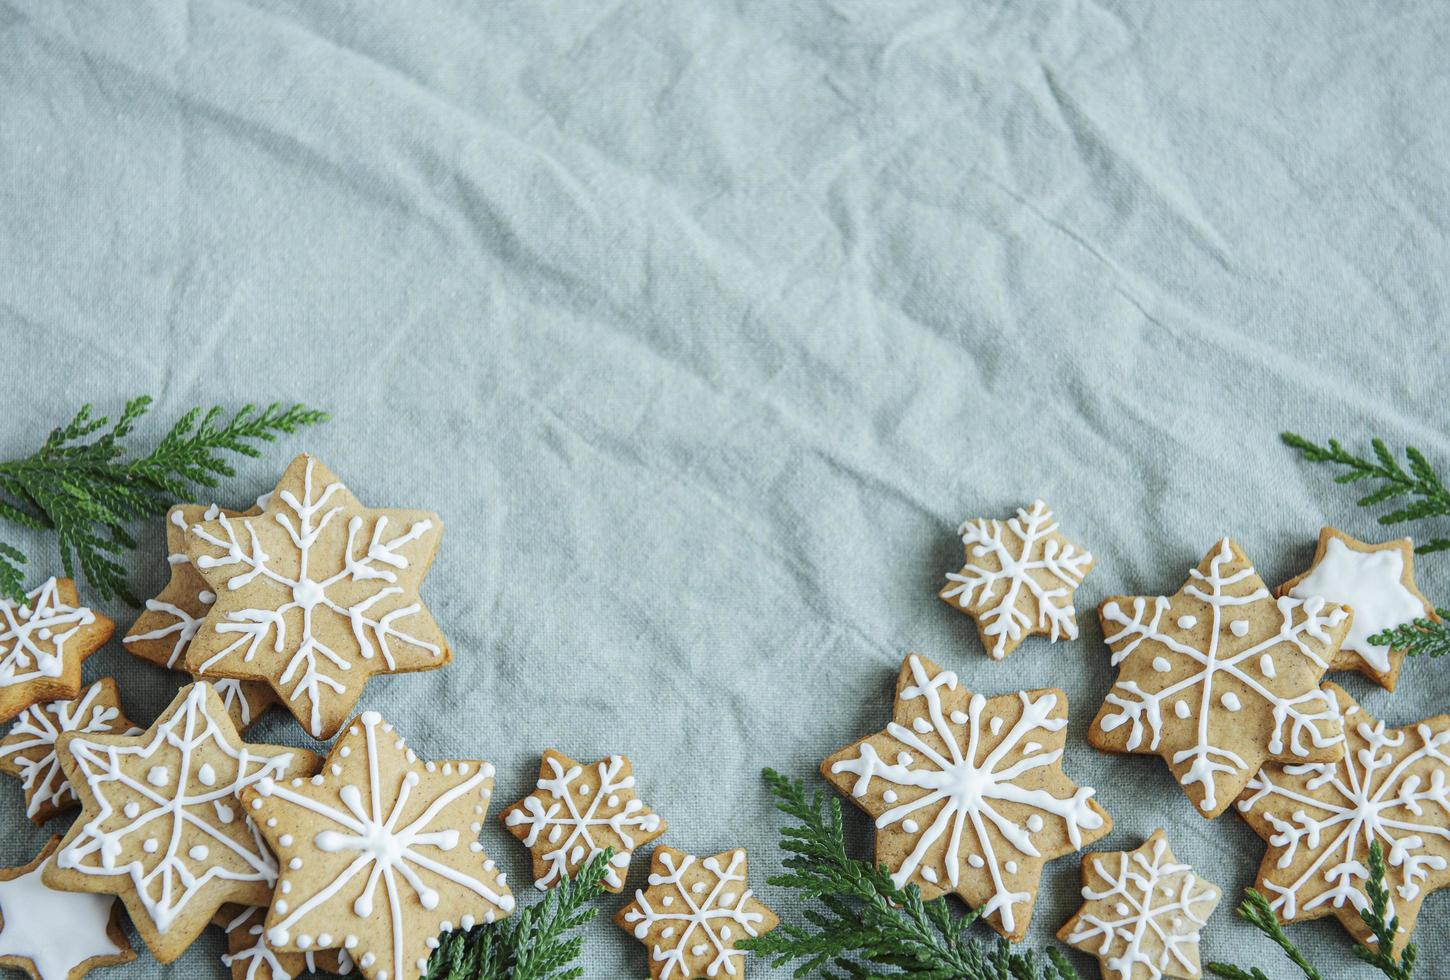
[1289,536,1426,674]
[1177,616,1197,630]
[622,850,767,980]
[0,681,139,819]
[0,853,127,979]
[0,577,97,688]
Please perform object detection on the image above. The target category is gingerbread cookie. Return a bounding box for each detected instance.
[241,710,514,980]
[503,750,667,892]
[45,682,318,962]
[940,500,1094,659]
[1279,527,1439,691]
[186,454,450,738]
[615,846,777,980]
[0,578,114,723]
[215,904,355,980]
[1089,539,1350,817]
[821,652,1111,939]
[0,678,140,824]
[0,836,134,980]
[1237,683,1450,954]
[1058,830,1221,980]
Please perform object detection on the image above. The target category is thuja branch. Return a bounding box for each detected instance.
[1370,613,1450,660]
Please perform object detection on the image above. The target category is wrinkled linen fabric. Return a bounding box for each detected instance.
[2,1,1448,976]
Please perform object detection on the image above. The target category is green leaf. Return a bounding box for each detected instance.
[1368,612,1450,659]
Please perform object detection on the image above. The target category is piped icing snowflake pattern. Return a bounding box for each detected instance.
[615,846,777,980]
[185,455,449,739]
[502,750,667,892]
[0,678,140,824]
[821,653,1111,939]
[242,710,514,980]
[1236,684,1450,953]
[1089,539,1350,817]
[1058,830,1221,980]
[0,577,113,719]
[216,904,355,980]
[940,500,1094,659]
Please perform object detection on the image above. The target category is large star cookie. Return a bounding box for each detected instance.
[0,577,114,723]
[0,836,134,980]
[1278,527,1439,691]
[940,500,1094,660]
[215,904,355,980]
[0,678,140,824]
[615,846,777,980]
[241,710,514,980]
[1089,539,1350,817]
[821,653,1111,939]
[1058,830,1221,980]
[1236,684,1450,954]
[185,454,450,739]
[502,749,667,892]
[45,682,318,962]
[124,502,279,731]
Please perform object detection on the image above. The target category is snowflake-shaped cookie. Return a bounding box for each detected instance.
[242,710,514,980]
[45,683,318,962]
[1237,683,1450,953]
[940,500,1094,659]
[1058,830,1221,980]
[0,678,140,824]
[1089,539,1350,817]
[186,454,450,739]
[0,577,114,722]
[503,749,667,892]
[215,904,355,980]
[615,846,777,980]
[821,653,1111,939]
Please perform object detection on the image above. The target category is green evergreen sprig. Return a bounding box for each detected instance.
[0,396,327,603]
[740,768,1080,979]
[424,848,611,980]
[1369,613,1450,660]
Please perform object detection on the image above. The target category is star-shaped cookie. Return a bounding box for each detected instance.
[1279,527,1439,691]
[185,454,451,739]
[1237,684,1450,954]
[615,846,777,980]
[0,577,114,724]
[45,682,318,962]
[1089,539,1350,817]
[215,904,355,980]
[0,678,140,824]
[502,749,667,892]
[940,500,1094,659]
[0,836,135,980]
[821,653,1111,939]
[1058,830,1221,980]
[241,710,514,980]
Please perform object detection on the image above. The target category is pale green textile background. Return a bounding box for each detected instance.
[3,1,1449,976]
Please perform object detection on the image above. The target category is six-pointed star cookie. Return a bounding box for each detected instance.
[241,710,514,980]
[1089,539,1351,817]
[1237,683,1450,954]
[214,904,355,980]
[0,678,140,824]
[0,836,135,980]
[1279,527,1440,691]
[502,749,667,892]
[615,846,777,980]
[45,682,318,962]
[940,500,1094,660]
[0,577,114,724]
[821,653,1111,939]
[185,454,451,739]
[1058,830,1221,980]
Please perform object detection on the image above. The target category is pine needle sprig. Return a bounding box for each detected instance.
[0,396,327,603]
[1369,613,1450,659]
[424,848,611,980]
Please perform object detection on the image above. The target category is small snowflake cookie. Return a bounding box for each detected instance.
[1236,683,1449,954]
[124,502,279,731]
[1088,538,1351,817]
[0,678,140,824]
[185,454,451,739]
[0,836,135,980]
[502,749,667,892]
[615,845,778,980]
[821,652,1111,940]
[1277,527,1439,691]
[1058,830,1221,980]
[214,904,354,980]
[0,577,114,724]
[239,710,515,980]
[940,500,1094,659]
[45,682,319,963]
